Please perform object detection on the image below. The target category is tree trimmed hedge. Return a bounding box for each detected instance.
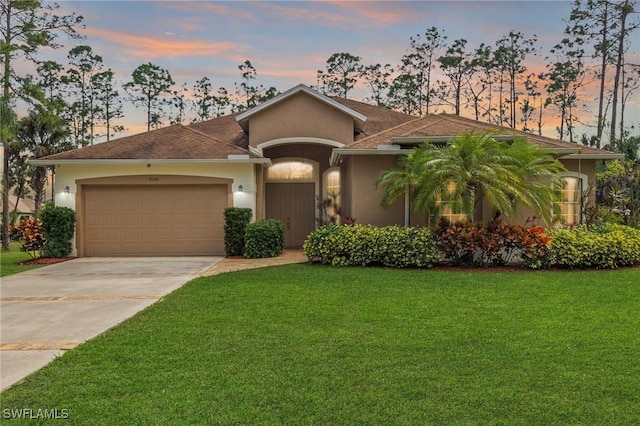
[224,207,252,256]
[548,224,640,269]
[378,226,441,268]
[304,222,640,270]
[39,205,76,258]
[303,225,440,268]
[244,219,285,259]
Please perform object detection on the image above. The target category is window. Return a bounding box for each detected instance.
[323,168,340,223]
[266,160,315,181]
[437,181,467,224]
[324,168,340,198]
[559,176,582,226]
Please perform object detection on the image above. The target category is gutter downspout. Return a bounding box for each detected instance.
[404,187,410,227]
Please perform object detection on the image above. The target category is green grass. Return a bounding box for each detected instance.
[0,242,44,277]
[1,265,639,424]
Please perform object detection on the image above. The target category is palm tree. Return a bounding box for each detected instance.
[376,147,428,218]
[377,133,566,226]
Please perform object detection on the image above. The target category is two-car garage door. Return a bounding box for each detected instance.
[83,184,228,256]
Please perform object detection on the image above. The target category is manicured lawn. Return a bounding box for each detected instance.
[1,265,639,424]
[0,243,44,277]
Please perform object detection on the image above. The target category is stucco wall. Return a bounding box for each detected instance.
[341,155,601,228]
[348,155,405,226]
[248,93,354,147]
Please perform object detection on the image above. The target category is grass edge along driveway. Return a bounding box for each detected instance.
[1,264,639,424]
[0,244,44,277]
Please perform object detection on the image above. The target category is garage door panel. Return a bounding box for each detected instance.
[105,229,122,241]
[84,184,228,256]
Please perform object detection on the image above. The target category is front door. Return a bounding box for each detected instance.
[266,183,316,248]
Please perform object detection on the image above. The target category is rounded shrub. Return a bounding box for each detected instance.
[302,225,344,265]
[244,219,285,258]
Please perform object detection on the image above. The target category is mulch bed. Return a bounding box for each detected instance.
[20,257,76,265]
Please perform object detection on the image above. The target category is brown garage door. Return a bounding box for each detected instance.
[83,185,227,256]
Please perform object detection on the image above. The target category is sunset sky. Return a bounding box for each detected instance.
[43,1,640,141]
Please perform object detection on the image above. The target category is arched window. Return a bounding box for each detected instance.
[558,175,584,226]
[266,159,316,182]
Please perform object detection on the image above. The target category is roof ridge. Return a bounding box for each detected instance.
[185,125,259,157]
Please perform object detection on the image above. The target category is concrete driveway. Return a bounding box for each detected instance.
[0,256,221,392]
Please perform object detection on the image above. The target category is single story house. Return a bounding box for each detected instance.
[33,84,622,257]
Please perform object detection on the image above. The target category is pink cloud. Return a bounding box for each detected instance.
[159,1,257,21]
[83,27,247,60]
[325,1,416,26]
[251,2,369,28]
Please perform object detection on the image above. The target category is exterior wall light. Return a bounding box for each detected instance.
[64,186,70,195]
[238,185,244,192]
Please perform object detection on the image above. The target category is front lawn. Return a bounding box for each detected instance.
[0,243,44,277]
[1,265,639,424]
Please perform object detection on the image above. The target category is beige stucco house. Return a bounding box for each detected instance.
[34,84,622,257]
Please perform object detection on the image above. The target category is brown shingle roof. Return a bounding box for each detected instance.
[190,113,249,149]
[39,124,258,161]
[330,97,416,139]
[346,112,618,155]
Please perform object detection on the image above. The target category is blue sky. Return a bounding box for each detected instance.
[46,0,638,139]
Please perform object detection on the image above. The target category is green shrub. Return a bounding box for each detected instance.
[303,225,439,268]
[548,224,640,269]
[302,225,344,265]
[244,219,285,258]
[224,207,252,256]
[39,206,76,258]
[305,225,382,266]
[378,226,440,268]
[9,218,45,259]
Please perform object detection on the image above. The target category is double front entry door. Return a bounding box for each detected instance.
[265,182,316,248]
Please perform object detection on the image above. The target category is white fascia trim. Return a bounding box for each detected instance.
[235,84,367,130]
[249,145,262,156]
[329,148,410,166]
[553,148,581,155]
[560,153,625,160]
[256,137,345,156]
[30,158,272,166]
